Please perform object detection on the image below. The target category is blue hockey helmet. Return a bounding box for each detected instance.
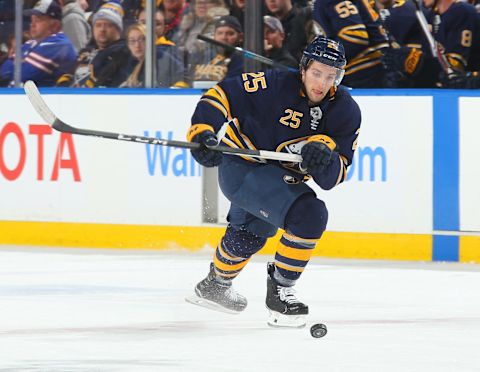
[300,36,347,86]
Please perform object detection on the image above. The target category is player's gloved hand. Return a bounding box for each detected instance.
[300,135,337,174]
[382,46,423,78]
[187,124,222,167]
[439,71,480,89]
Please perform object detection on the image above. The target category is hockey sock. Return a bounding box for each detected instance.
[273,232,319,286]
[213,239,250,283]
[212,225,266,283]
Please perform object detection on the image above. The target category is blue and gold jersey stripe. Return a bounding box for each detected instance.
[221,119,260,162]
[338,25,370,46]
[345,44,387,76]
[201,85,233,120]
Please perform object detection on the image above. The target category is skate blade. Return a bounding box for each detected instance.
[185,295,241,315]
[267,310,307,328]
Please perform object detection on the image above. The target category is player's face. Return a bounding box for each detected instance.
[94,19,121,49]
[302,61,338,104]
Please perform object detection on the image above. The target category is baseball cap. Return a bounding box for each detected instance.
[24,0,62,21]
[215,15,243,33]
[264,15,284,33]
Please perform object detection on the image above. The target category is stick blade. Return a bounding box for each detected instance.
[24,80,56,125]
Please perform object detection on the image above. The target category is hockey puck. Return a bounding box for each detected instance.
[310,323,327,338]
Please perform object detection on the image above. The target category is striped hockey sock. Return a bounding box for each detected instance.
[274,232,318,286]
[212,239,250,282]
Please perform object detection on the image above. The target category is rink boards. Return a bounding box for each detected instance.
[0,88,479,262]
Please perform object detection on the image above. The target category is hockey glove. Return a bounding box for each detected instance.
[300,135,337,174]
[187,124,223,167]
[382,46,424,78]
[440,71,480,89]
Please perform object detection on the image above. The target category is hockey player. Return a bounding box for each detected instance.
[379,0,432,87]
[423,0,478,85]
[186,36,361,327]
[313,0,389,87]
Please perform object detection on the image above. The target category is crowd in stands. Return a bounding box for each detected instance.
[0,0,479,89]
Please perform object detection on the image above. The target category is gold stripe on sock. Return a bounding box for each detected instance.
[277,242,314,261]
[213,255,249,272]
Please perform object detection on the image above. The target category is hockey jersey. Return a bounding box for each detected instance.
[427,1,478,73]
[190,69,361,190]
[0,32,77,87]
[313,0,389,87]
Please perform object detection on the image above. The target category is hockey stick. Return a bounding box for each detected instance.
[411,0,454,75]
[197,34,298,73]
[23,81,302,163]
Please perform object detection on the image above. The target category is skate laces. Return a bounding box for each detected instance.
[278,286,301,304]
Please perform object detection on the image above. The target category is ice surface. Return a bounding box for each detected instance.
[1,247,479,372]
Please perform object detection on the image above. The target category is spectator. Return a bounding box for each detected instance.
[57,0,130,87]
[265,0,319,62]
[177,0,229,66]
[88,0,163,30]
[120,22,186,87]
[191,15,244,84]
[229,0,245,28]
[263,15,298,69]
[137,8,188,87]
[120,23,148,87]
[0,0,77,87]
[229,0,269,29]
[62,0,92,52]
[162,0,190,43]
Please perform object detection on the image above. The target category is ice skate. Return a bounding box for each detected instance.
[265,262,308,328]
[186,263,247,314]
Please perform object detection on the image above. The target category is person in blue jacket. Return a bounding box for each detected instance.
[0,0,77,87]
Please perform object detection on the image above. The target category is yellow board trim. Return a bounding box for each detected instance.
[460,236,480,263]
[0,221,437,262]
